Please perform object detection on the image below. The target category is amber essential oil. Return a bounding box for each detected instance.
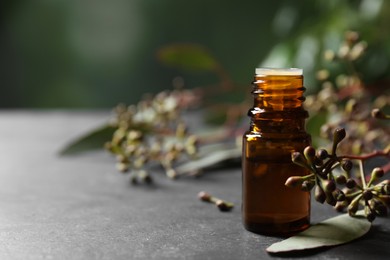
[242,68,311,236]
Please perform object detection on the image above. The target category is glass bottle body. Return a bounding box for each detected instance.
[242,69,311,236]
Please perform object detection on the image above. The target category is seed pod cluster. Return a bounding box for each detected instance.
[288,127,390,222]
[105,90,199,184]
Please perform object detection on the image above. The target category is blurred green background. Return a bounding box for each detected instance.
[1,0,389,108]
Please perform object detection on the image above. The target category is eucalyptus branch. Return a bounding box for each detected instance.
[286,127,390,222]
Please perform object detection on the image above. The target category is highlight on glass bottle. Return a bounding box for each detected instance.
[242,68,312,236]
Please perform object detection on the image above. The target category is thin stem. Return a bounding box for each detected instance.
[340,150,390,161]
[346,191,363,198]
[359,160,367,188]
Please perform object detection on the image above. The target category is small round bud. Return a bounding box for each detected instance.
[324,50,335,61]
[285,176,304,188]
[198,191,212,202]
[345,99,357,114]
[291,152,309,168]
[116,162,129,173]
[371,167,384,180]
[333,128,346,146]
[371,108,386,119]
[346,178,357,189]
[323,180,336,192]
[338,45,350,59]
[315,186,326,204]
[336,175,347,185]
[345,31,359,44]
[348,201,359,216]
[334,189,346,201]
[371,199,388,217]
[362,190,373,201]
[316,70,330,81]
[349,41,367,60]
[316,149,329,160]
[326,194,337,206]
[304,146,316,163]
[334,201,348,212]
[341,160,353,172]
[216,200,232,212]
[166,169,178,179]
[138,170,152,184]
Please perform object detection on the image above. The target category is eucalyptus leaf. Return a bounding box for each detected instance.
[59,124,115,155]
[157,44,218,72]
[176,147,241,174]
[266,211,371,254]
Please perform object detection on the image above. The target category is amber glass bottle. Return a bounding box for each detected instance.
[242,68,311,236]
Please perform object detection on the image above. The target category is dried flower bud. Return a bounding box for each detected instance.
[315,185,326,204]
[371,167,384,179]
[198,191,212,202]
[138,170,152,184]
[326,195,337,206]
[116,162,129,173]
[345,99,357,114]
[323,179,336,192]
[336,175,347,185]
[285,176,304,188]
[333,189,346,201]
[166,169,178,179]
[316,70,330,81]
[304,146,316,164]
[341,160,353,172]
[334,201,348,212]
[332,128,346,151]
[362,190,373,201]
[348,201,359,216]
[371,108,387,119]
[349,41,367,61]
[324,50,335,61]
[338,44,350,59]
[370,199,388,217]
[291,152,309,168]
[128,130,143,141]
[346,178,357,189]
[316,149,329,160]
[345,31,359,44]
[176,123,187,138]
[216,200,233,212]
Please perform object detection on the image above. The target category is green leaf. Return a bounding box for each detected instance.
[176,146,241,174]
[266,211,371,254]
[59,124,116,155]
[157,43,218,72]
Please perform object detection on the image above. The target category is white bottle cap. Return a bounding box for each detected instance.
[255,68,303,76]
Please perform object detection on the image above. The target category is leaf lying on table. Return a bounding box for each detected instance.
[59,124,115,155]
[176,146,241,175]
[266,211,371,254]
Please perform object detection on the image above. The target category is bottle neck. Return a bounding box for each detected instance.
[248,74,308,134]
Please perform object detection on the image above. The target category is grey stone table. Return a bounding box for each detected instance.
[1,110,390,260]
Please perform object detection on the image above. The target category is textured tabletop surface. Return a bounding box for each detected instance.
[0,110,389,260]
